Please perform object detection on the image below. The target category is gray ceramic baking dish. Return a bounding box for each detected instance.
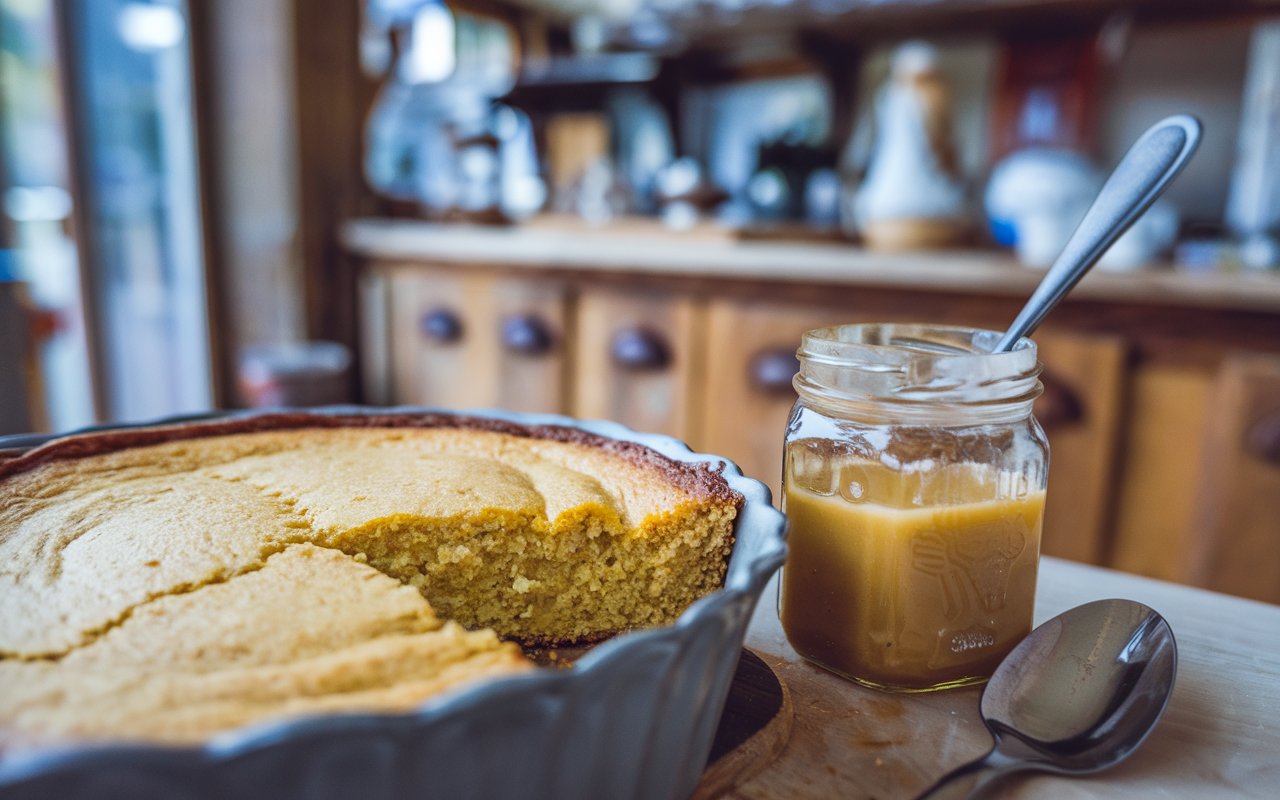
[0,406,788,800]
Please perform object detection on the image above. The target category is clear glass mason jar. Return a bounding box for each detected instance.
[779,323,1048,692]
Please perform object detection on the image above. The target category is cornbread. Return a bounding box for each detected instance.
[0,413,740,746]
[0,545,530,746]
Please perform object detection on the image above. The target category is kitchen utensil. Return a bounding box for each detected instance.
[917,598,1178,799]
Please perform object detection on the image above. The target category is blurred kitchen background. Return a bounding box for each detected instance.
[2,0,1279,601]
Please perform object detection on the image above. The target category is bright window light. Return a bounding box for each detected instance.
[117,3,185,52]
[4,186,73,222]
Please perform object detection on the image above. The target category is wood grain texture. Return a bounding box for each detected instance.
[386,267,496,410]
[1034,333,1128,565]
[490,277,570,415]
[1109,367,1214,582]
[1191,353,1280,603]
[185,0,232,408]
[573,289,703,442]
[292,0,381,390]
[694,650,794,800]
[720,558,1280,799]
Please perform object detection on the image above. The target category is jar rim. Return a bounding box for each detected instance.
[800,323,1035,364]
[795,323,1042,422]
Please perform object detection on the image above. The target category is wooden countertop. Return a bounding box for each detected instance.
[727,557,1280,799]
[343,218,1280,313]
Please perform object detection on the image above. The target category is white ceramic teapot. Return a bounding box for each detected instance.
[854,42,969,250]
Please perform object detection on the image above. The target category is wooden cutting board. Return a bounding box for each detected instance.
[694,649,794,799]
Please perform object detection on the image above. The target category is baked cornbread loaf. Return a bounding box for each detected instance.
[0,545,530,746]
[0,413,740,745]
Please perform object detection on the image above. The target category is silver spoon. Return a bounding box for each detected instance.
[916,598,1178,799]
[994,115,1202,353]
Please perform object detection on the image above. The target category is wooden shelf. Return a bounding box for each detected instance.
[343,217,1280,314]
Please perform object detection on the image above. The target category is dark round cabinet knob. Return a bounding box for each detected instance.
[749,348,800,395]
[1035,372,1084,429]
[610,327,671,371]
[419,308,463,344]
[501,314,555,356]
[1245,411,1280,468]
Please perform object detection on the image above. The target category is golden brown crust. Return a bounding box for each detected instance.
[0,412,741,509]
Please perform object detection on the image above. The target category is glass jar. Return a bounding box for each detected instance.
[779,324,1048,692]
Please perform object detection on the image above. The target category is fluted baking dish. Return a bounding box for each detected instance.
[0,407,788,800]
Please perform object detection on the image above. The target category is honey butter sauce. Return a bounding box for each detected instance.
[780,453,1044,692]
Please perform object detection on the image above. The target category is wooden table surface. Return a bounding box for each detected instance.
[725,556,1280,799]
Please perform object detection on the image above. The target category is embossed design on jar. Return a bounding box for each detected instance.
[912,520,1029,621]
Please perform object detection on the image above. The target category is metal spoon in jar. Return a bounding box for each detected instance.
[916,598,1178,799]
[993,115,1201,353]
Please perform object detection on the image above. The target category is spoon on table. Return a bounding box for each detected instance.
[992,115,1202,353]
[916,599,1178,799]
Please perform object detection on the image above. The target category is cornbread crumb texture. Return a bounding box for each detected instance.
[0,423,738,744]
[0,545,530,745]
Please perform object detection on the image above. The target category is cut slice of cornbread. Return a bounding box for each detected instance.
[0,545,531,746]
[204,432,735,645]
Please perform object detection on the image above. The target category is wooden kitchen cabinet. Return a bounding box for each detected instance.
[1032,332,1128,565]
[366,268,569,414]
[1110,353,1280,604]
[574,288,703,442]
[489,278,571,415]
[384,267,495,409]
[1110,366,1215,584]
[1192,353,1280,603]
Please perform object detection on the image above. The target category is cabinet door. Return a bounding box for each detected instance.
[702,301,850,501]
[574,289,701,442]
[490,278,570,414]
[1193,353,1280,604]
[1033,332,1128,565]
[386,268,495,409]
[383,270,569,414]
[1111,366,1215,583]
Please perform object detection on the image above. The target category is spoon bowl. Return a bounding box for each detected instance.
[918,599,1177,799]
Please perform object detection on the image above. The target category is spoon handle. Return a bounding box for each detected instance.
[993,115,1202,353]
[915,747,1021,800]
